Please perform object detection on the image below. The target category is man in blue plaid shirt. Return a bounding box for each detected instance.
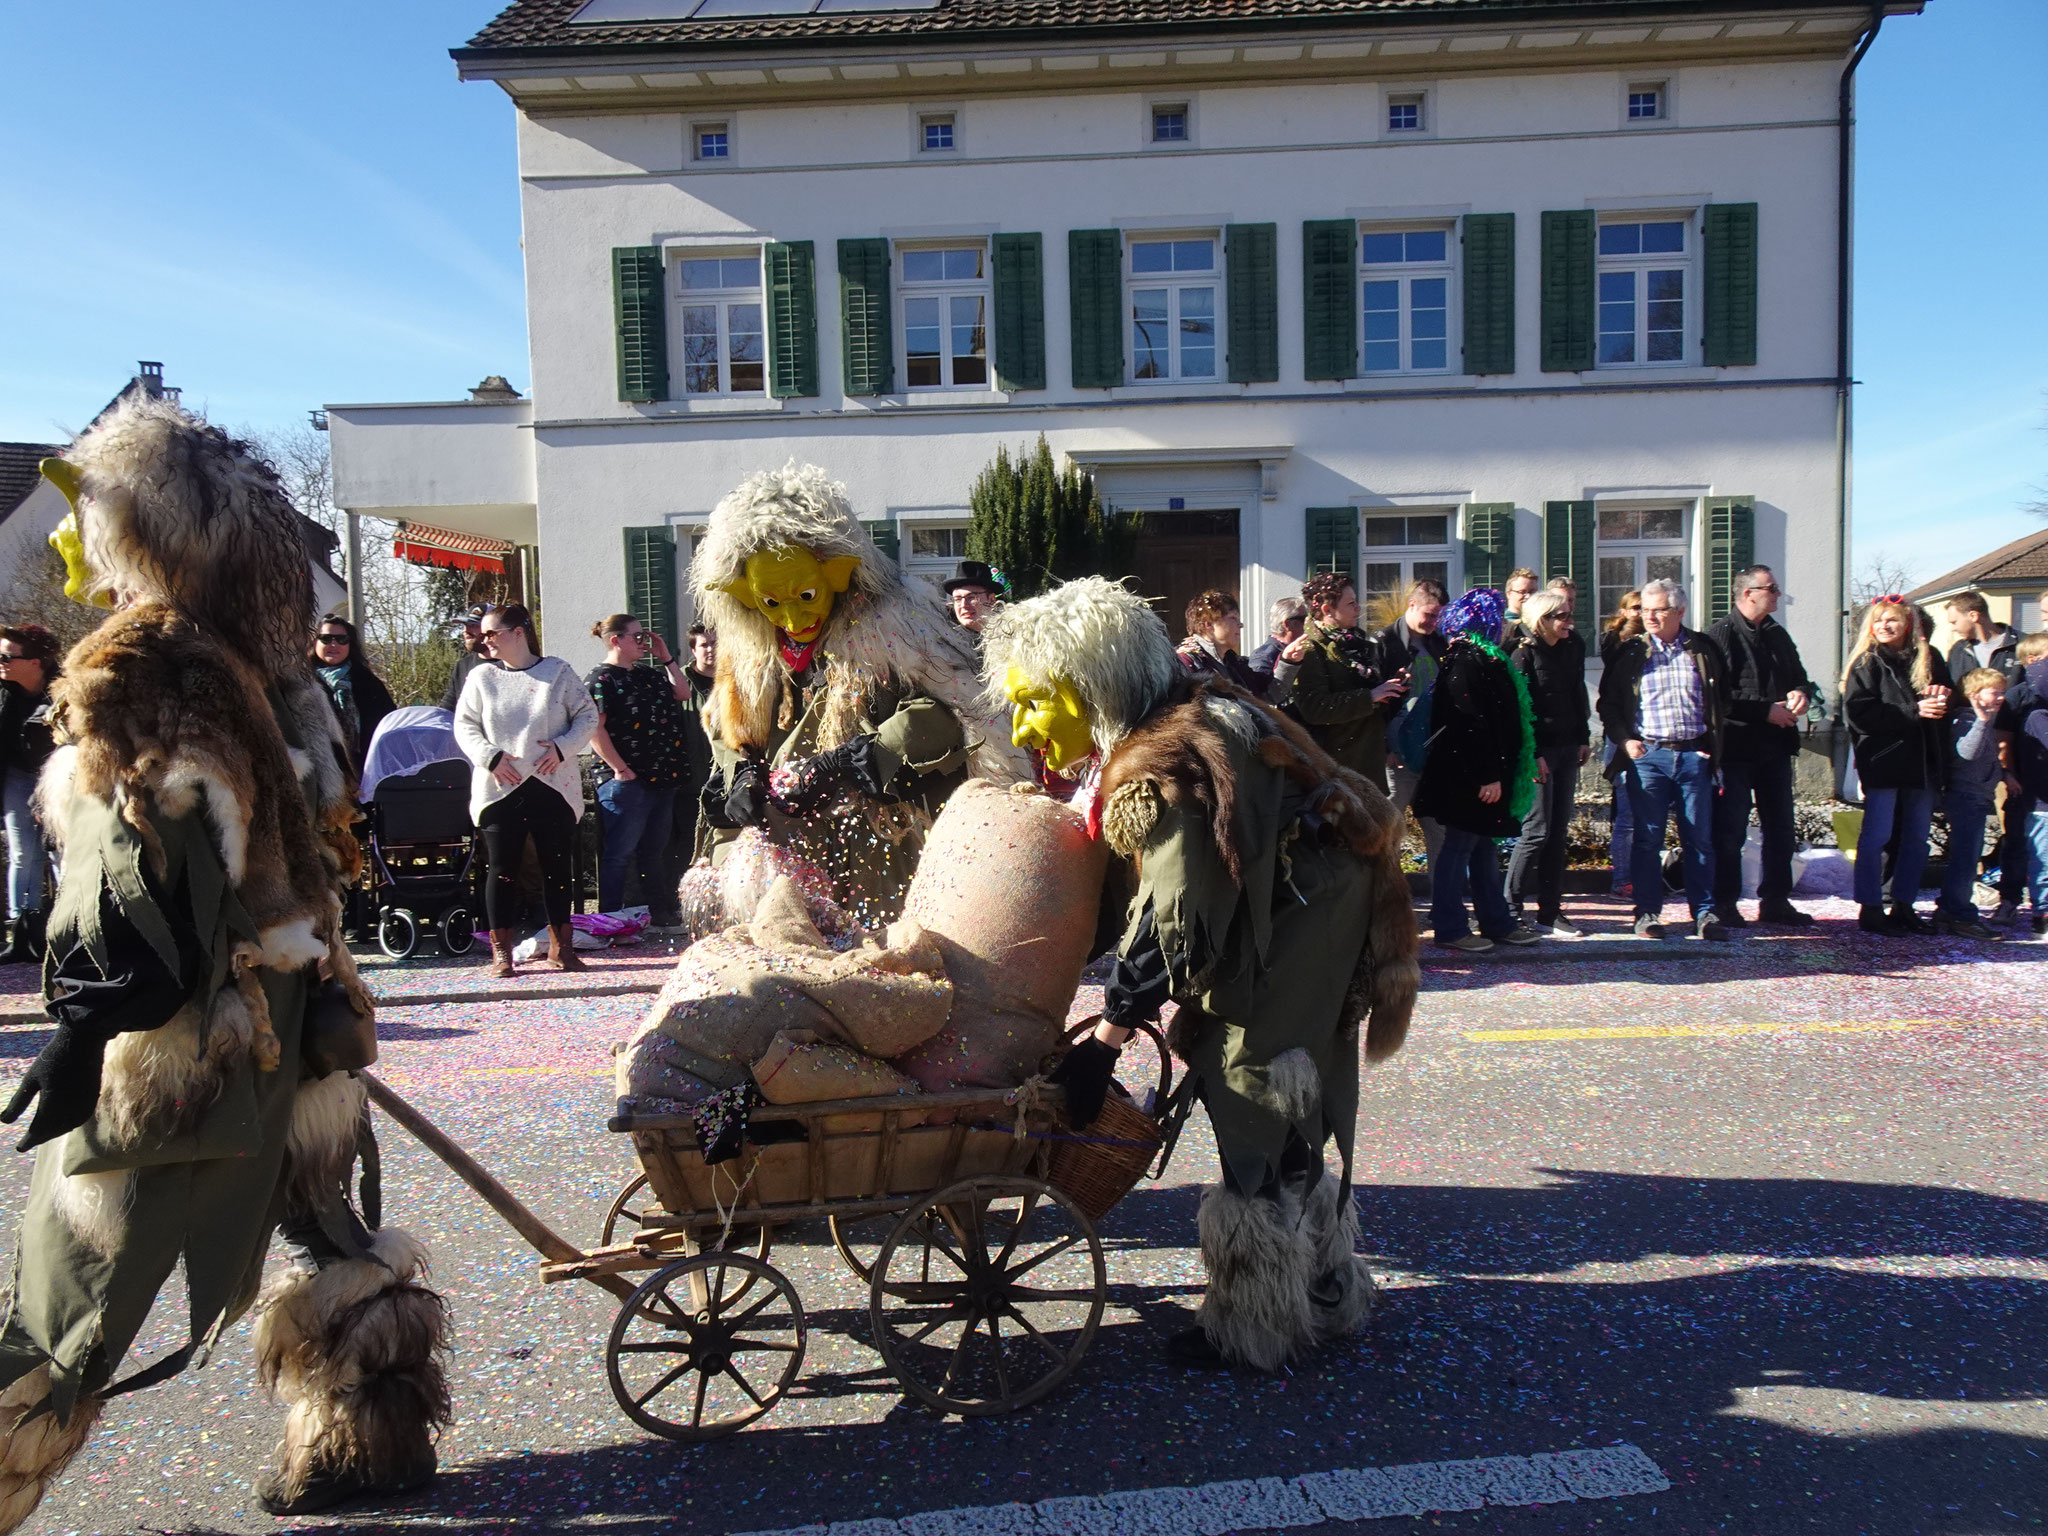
[1597,578,1731,941]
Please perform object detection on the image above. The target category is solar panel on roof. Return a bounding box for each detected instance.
[569,0,940,21]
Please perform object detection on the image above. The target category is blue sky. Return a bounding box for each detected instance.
[3,0,2042,590]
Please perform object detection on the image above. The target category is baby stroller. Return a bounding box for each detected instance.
[361,705,479,960]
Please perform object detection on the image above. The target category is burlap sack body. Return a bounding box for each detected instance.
[891,781,1109,1092]
[615,877,952,1110]
[752,1029,926,1132]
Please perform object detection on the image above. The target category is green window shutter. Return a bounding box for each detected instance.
[623,526,679,657]
[1302,219,1358,381]
[1068,228,1124,389]
[1542,501,1596,604]
[1462,502,1516,591]
[612,246,668,403]
[1225,222,1279,384]
[838,237,894,396]
[1305,507,1358,581]
[764,240,818,398]
[1702,203,1759,367]
[992,233,1046,391]
[1539,210,1596,373]
[1460,213,1515,376]
[1704,496,1757,622]
[862,517,901,566]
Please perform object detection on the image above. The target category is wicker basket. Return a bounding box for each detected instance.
[1044,1093,1162,1225]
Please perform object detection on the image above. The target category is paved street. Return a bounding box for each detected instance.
[4,895,2045,1535]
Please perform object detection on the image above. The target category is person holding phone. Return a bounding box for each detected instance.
[1287,572,1406,792]
[1842,596,1953,935]
[454,603,598,974]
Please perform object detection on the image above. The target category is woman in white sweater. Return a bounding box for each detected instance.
[453,604,598,975]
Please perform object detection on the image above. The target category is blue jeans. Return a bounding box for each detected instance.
[3,767,43,919]
[1432,823,1515,942]
[1623,747,1715,920]
[1937,793,1994,919]
[1605,744,1633,895]
[1854,786,1933,909]
[2026,806,2048,912]
[596,775,676,915]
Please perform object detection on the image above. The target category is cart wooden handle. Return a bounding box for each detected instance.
[360,1071,636,1302]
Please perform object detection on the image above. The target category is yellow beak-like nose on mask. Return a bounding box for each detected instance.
[40,459,111,608]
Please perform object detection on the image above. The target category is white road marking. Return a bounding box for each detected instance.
[732,1443,1670,1536]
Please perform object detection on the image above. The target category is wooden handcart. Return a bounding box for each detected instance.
[362,1021,1169,1444]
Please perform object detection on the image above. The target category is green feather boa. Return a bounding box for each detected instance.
[1468,635,1538,823]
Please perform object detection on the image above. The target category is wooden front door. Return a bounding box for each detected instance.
[1129,511,1241,640]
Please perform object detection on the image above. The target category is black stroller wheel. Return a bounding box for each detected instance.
[378,908,420,960]
[439,906,477,956]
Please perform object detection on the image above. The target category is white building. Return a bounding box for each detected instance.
[330,0,1920,690]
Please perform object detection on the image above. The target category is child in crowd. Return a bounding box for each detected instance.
[1936,667,2008,940]
[2008,634,2048,937]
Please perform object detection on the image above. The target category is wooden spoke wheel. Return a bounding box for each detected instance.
[605,1252,805,1442]
[868,1176,1106,1417]
[829,1208,934,1287]
[600,1173,659,1245]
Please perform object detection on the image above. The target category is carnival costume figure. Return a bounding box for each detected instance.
[692,463,1026,930]
[993,578,1419,1372]
[0,398,449,1529]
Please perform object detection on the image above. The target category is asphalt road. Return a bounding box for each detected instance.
[3,894,2045,1536]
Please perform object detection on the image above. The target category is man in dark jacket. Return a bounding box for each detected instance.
[440,602,496,711]
[1376,579,1448,867]
[1598,578,1730,942]
[1288,573,1405,790]
[1943,589,2027,922]
[1246,595,1308,695]
[1707,565,1817,927]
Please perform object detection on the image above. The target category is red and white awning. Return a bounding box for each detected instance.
[392,522,515,575]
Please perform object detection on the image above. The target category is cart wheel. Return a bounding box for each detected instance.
[869,1175,1105,1417]
[601,1174,774,1296]
[829,1208,933,1287]
[377,908,419,960]
[439,906,476,956]
[601,1172,659,1245]
[606,1252,805,1442]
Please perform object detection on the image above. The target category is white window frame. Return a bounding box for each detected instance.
[1385,90,1428,135]
[691,121,731,162]
[669,249,767,399]
[915,106,960,155]
[897,243,992,391]
[1360,509,1455,619]
[1595,211,1695,369]
[1622,79,1672,126]
[903,522,973,586]
[1359,224,1457,377]
[1145,96,1195,148]
[1594,502,1691,625]
[1125,231,1222,384]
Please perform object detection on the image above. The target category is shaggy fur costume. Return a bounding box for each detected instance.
[1195,1165,1377,1372]
[693,462,1028,781]
[980,575,1179,763]
[0,1369,100,1536]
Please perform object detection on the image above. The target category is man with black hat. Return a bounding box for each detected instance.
[440,602,497,711]
[943,560,1004,639]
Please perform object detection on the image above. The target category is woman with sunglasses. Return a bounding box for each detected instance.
[308,617,396,778]
[452,603,597,975]
[0,625,60,963]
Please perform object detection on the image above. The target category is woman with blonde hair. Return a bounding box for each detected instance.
[1842,596,1952,934]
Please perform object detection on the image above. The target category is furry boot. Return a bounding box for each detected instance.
[252,1229,451,1517]
[545,923,586,973]
[486,928,517,979]
[0,1367,102,1535]
[1303,1174,1378,1343]
[1194,1182,1317,1373]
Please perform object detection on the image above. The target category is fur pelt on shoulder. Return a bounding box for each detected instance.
[1097,676,1419,1061]
[693,463,1027,781]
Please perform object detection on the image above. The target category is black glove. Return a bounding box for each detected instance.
[768,738,890,815]
[704,758,766,829]
[1048,1038,1121,1128]
[2,1025,112,1152]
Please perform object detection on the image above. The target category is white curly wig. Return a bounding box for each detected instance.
[981,576,1178,755]
[692,462,1027,779]
[59,395,317,680]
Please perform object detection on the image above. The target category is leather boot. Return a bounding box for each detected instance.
[547,923,587,973]
[0,911,42,966]
[487,928,517,979]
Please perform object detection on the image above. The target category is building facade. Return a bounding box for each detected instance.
[329,0,1919,686]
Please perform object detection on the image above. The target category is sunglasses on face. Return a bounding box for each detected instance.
[1747,586,1781,596]
[316,633,350,645]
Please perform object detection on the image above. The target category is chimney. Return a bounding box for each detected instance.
[469,375,523,403]
[137,361,164,398]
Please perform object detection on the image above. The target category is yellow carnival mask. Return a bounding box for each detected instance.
[1005,666,1095,773]
[721,546,860,643]
[40,459,111,608]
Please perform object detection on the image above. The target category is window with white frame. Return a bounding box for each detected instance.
[1596,504,1687,623]
[905,523,972,585]
[1626,83,1666,121]
[674,253,764,395]
[1360,227,1453,374]
[1151,103,1189,143]
[1361,512,1452,616]
[1129,235,1218,381]
[1597,217,1689,366]
[920,113,955,152]
[1387,93,1425,133]
[900,246,989,389]
[693,122,729,161]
